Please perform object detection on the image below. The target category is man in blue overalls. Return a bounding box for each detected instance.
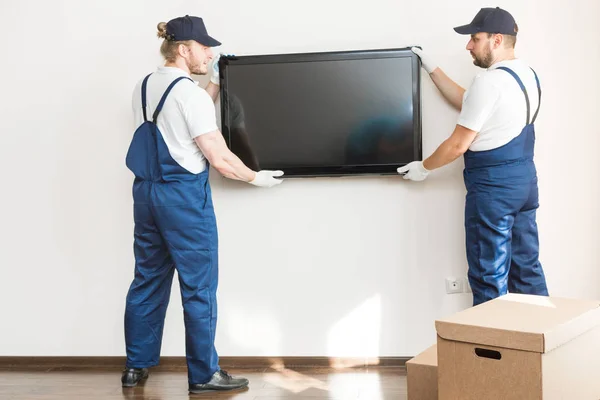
[122,15,284,394]
[398,7,549,306]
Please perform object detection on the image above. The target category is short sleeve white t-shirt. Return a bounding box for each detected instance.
[457,59,541,152]
[131,67,218,174]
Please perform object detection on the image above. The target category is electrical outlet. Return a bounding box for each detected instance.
[445,277,463,294]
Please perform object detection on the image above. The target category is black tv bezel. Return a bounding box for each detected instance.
[218,47,422,178]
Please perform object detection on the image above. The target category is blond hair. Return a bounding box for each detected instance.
[156,22,193,62]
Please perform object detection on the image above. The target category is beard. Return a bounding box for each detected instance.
[188,60,207,76]
[472,47,494,69]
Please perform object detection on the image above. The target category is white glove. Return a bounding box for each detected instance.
[411,47,438,74]
[209,53,222,85]
[397,161,430,181]
[249,170,284,188]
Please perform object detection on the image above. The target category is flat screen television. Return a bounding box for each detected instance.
[218,47,422,177]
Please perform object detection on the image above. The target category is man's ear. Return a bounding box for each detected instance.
[177,43,189,58]
[494,34,504,49]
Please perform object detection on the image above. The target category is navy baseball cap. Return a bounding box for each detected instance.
[166,15,221,46]
[454,7,517,35]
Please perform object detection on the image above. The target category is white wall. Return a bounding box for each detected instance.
[1,0,599,357]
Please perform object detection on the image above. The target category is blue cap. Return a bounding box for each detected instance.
[454,7,517,36]
[166,15,221,47]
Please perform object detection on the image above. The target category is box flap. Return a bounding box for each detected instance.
[406,344,437,367]
[435,294,600,353]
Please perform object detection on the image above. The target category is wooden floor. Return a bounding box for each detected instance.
[0,366,408,399]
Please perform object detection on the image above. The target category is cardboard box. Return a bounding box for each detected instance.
[406,344,438,400]
[435,293,600,400]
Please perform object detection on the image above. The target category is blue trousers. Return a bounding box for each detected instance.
[464,159,549,306]
[124,177,219,384]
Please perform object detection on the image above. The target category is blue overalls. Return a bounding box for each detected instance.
[463,67,549,306]
[124,74,219,384]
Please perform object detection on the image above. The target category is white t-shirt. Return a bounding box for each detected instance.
[457,59,541,152]
[131,67,218,174]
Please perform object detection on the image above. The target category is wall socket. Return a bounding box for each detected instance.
[446,277,471,294]
[445,277,463,294]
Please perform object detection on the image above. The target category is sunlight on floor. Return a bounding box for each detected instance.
[264,364,329,394]
[262,364,384,399]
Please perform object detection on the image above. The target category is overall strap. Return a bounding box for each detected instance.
[152,76,193,123]
[141,74,152,122]
[530,68,542,124]
[496,66,530,125]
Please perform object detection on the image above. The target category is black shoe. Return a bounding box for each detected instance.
[189,370,249,394]
[121,367,149,387]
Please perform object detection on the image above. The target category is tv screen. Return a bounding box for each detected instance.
[218,48,422,177]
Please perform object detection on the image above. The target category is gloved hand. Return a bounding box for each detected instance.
[249,170,284,188]
[397,161,430,181]
[209,53,235,85]
[411,47,438,74]
[209,53,222,85]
